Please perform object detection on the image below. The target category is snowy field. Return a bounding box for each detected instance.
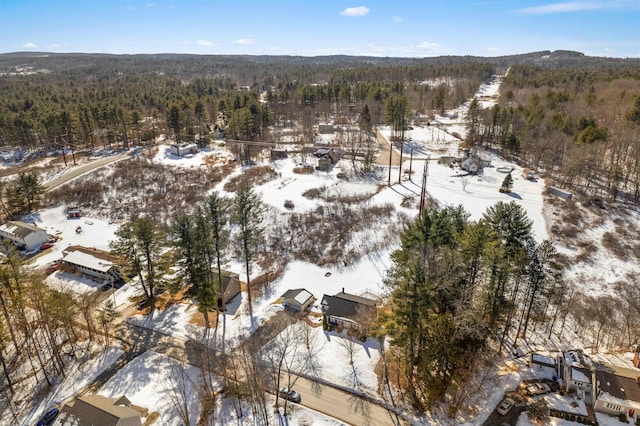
[14,72,638,425]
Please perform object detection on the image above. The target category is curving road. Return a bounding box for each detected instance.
[44,151,131,192]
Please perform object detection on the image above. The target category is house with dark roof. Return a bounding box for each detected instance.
[213,269,242,308]
[594,368,640,419]
[64,394,142,426]
[321,289,377,336]
[0,220,47,250]
[281,288,315,312]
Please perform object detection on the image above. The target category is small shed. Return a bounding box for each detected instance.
[66,206,82,219]
[281,288,316,312]
[270,149,288,161]
[548,186,573,200]
[318,123,335,134]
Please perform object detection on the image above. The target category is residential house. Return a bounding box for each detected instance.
[62,246,123,284]
[321,290,377,336]
[460,148,490,174]
[558,350,593,402]
[64,394,142,426]
[281,288,315,312]
[315,148,342,171]
[170,143,198,156]
[213,269,242,308]
[0,220,47,250]
[594,368,640,419]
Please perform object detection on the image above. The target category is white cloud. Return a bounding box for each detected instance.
[145,2,156,6]
[268,46,281,51]
[22,42,37,49]
[417,41,442,51]
[339,6,370,17]
[391,16,404,23]
[518,1,625,15]
[233,38,254,45]
[196,40,214,46]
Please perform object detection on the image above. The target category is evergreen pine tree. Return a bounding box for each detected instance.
[499,171,514,193]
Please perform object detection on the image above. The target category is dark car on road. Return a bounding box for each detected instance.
[278,387,301,403]
[36,407,59,426]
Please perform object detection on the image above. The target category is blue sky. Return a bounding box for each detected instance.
[0,1,638,57]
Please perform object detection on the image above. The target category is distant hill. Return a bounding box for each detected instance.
[1,50,638,80]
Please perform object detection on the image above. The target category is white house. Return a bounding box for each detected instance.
[461,148,491,174]
[558,350,593,402]
[0,221,47,250]
[170,143,198,156]
[62,246,122,284]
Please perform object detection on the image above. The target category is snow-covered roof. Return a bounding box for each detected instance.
[62,250,114,273]
[596,369,640,410]
[565,350,592,370]
[281,288,314,305]
[0,221,45,238]
[571,367,591,384]
[532,353,557,366]
[294,290,313,305]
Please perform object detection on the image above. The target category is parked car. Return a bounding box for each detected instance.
[278,387,301,403]
[45,264,59,274]
[36,407,59,426]
[526,382,551,396]
[41,242,54,250]
[496,397,515,415]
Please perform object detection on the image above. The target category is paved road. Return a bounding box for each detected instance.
[290,375,403,426]
[85,311,407,426]
[44,151,131,191]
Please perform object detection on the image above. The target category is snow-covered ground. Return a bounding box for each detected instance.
[16,72,638,425]
[18,345,124,426]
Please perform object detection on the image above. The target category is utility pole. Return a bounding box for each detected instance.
[398,140,404,184]
[388,139,392,186]
[408,147,413,182]
[419,156,430,214]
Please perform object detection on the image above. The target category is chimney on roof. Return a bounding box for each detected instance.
[342,287,344,293]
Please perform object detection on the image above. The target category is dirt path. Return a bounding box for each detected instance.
[375,132,402,167]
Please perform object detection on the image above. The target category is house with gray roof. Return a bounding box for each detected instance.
[281,288,315,312]
[0,220,47,250]
[321,289,377,336]
[64,394,142,426]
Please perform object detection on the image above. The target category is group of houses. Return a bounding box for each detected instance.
[280,287,378,337]
[531,349,640,420]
